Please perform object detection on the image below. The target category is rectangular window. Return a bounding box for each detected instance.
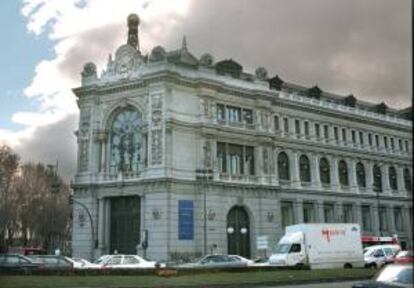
[217,142,255,175]
[304,121,309,136]
[242,109,253,124]
[375,135,380,147]
[359,131,364,146]
[228,144,243,174]
[384,136,388,149]
[315,123,320,138]
[379,207,388,231]
[274,115,280,131]
[399,139,403,151]
[283,118,289,133]
[394,207,403,231]
[295,119,300,134]
[368,134,373,146]
[178,200,194,240]
[281,201,295,228]
[227,106,241,123]
[303,203,315,223]
[343,204,353,223]
[352,130,356,144]
[323,204,335,223]
[405,140,409,152]
[342,128,347,142]
[390,138,394,150]
[245,146,255,175]
[334,127,339,140]
[324,125,329,139]
[216,104,225,121]
[361,205,372,231]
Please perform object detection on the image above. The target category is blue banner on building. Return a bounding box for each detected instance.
[178,200,194,240]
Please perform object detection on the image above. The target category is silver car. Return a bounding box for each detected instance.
[178,254,247,268]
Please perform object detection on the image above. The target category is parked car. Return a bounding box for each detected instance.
[394,251,414,264]
[0,254,43,272]
[364,245,401,268]
[68,257,101,269]
[28,255,74,270]
[229,255,255,266]
[97,254,162,269]
[177,254,247,268]
[352,263,413,288]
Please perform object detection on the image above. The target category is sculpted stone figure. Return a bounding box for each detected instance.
[255,67,268,81]
[81,62,97,77]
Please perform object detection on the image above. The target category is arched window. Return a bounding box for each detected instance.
[278,152,290,180]
[373,164,382,192]
[319,157,330,184]
[356,162,366,188]
[338,160,349,186]
[388,166,398,190]
[299,155,311,183]
[109,108,143,173]
[404,168,412,191]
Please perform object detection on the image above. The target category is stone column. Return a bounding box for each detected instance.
[289,118,296,139]
[335,201,343,223]
[354,203,362,227]
[98,197,105,252]
[347,158,358,193]
[379,135,385,153]
[317,200,324,223]
[371,204,380,235]
[364,160,374,194]
[329,125,335,145]
[397,166,406,195]
[309,121,316,141]
[311,153,321,189]
[294,199,304,224]
[330,156,340,190]
[273,147,279,186]
[290,150,300,188]
[381,164,391,195]
[387,205,396,234]
[403,206,413,245]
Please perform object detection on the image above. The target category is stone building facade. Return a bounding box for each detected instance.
[71,14,413,261]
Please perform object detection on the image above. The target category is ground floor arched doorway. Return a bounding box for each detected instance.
[227,206,251,258]
[110,196,141,254]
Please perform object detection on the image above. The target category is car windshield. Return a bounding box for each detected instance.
[274,244,291,254]
[376,265,413,284]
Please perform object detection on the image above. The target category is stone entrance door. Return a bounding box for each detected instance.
[227,206,250,258]
[110,196,141,254]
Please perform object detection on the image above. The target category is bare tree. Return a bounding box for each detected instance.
[0,145,20,248]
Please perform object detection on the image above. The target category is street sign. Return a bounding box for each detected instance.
[256,235,268,250]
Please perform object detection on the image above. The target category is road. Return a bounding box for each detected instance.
[259,280,357,288]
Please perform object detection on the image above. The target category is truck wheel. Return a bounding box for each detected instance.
[344,263,352,269]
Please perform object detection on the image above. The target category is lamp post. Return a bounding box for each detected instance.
[69,195,97,260]
[373,164,383,236]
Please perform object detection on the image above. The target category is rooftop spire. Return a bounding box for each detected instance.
[182,35,187,51]
[127,13,140,52]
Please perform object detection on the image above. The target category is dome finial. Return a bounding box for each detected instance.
[127,13,140,52]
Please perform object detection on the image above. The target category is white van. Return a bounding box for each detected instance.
[269,223,365,269]
[363,244,401,268]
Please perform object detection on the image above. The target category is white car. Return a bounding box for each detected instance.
[97,254,163,269]
[363,244,401,268]
[229,255,255,266]
[69,257,101,269]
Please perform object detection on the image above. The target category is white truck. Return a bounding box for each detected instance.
[269,223,364,269]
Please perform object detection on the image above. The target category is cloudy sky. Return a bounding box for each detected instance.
[0,0,411,181]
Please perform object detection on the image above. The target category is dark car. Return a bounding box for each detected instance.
[177,254,247,268]
[353,263,413,288]
[28,255,74,270]
[0,254,42,272]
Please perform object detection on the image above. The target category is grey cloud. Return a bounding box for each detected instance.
[26,0,410,180]
[15,114,78,182]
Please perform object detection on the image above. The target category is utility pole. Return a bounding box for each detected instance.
[196,168,212,255]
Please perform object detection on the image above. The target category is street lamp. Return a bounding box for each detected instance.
[69,194,97,260]
[373,164,383,236]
